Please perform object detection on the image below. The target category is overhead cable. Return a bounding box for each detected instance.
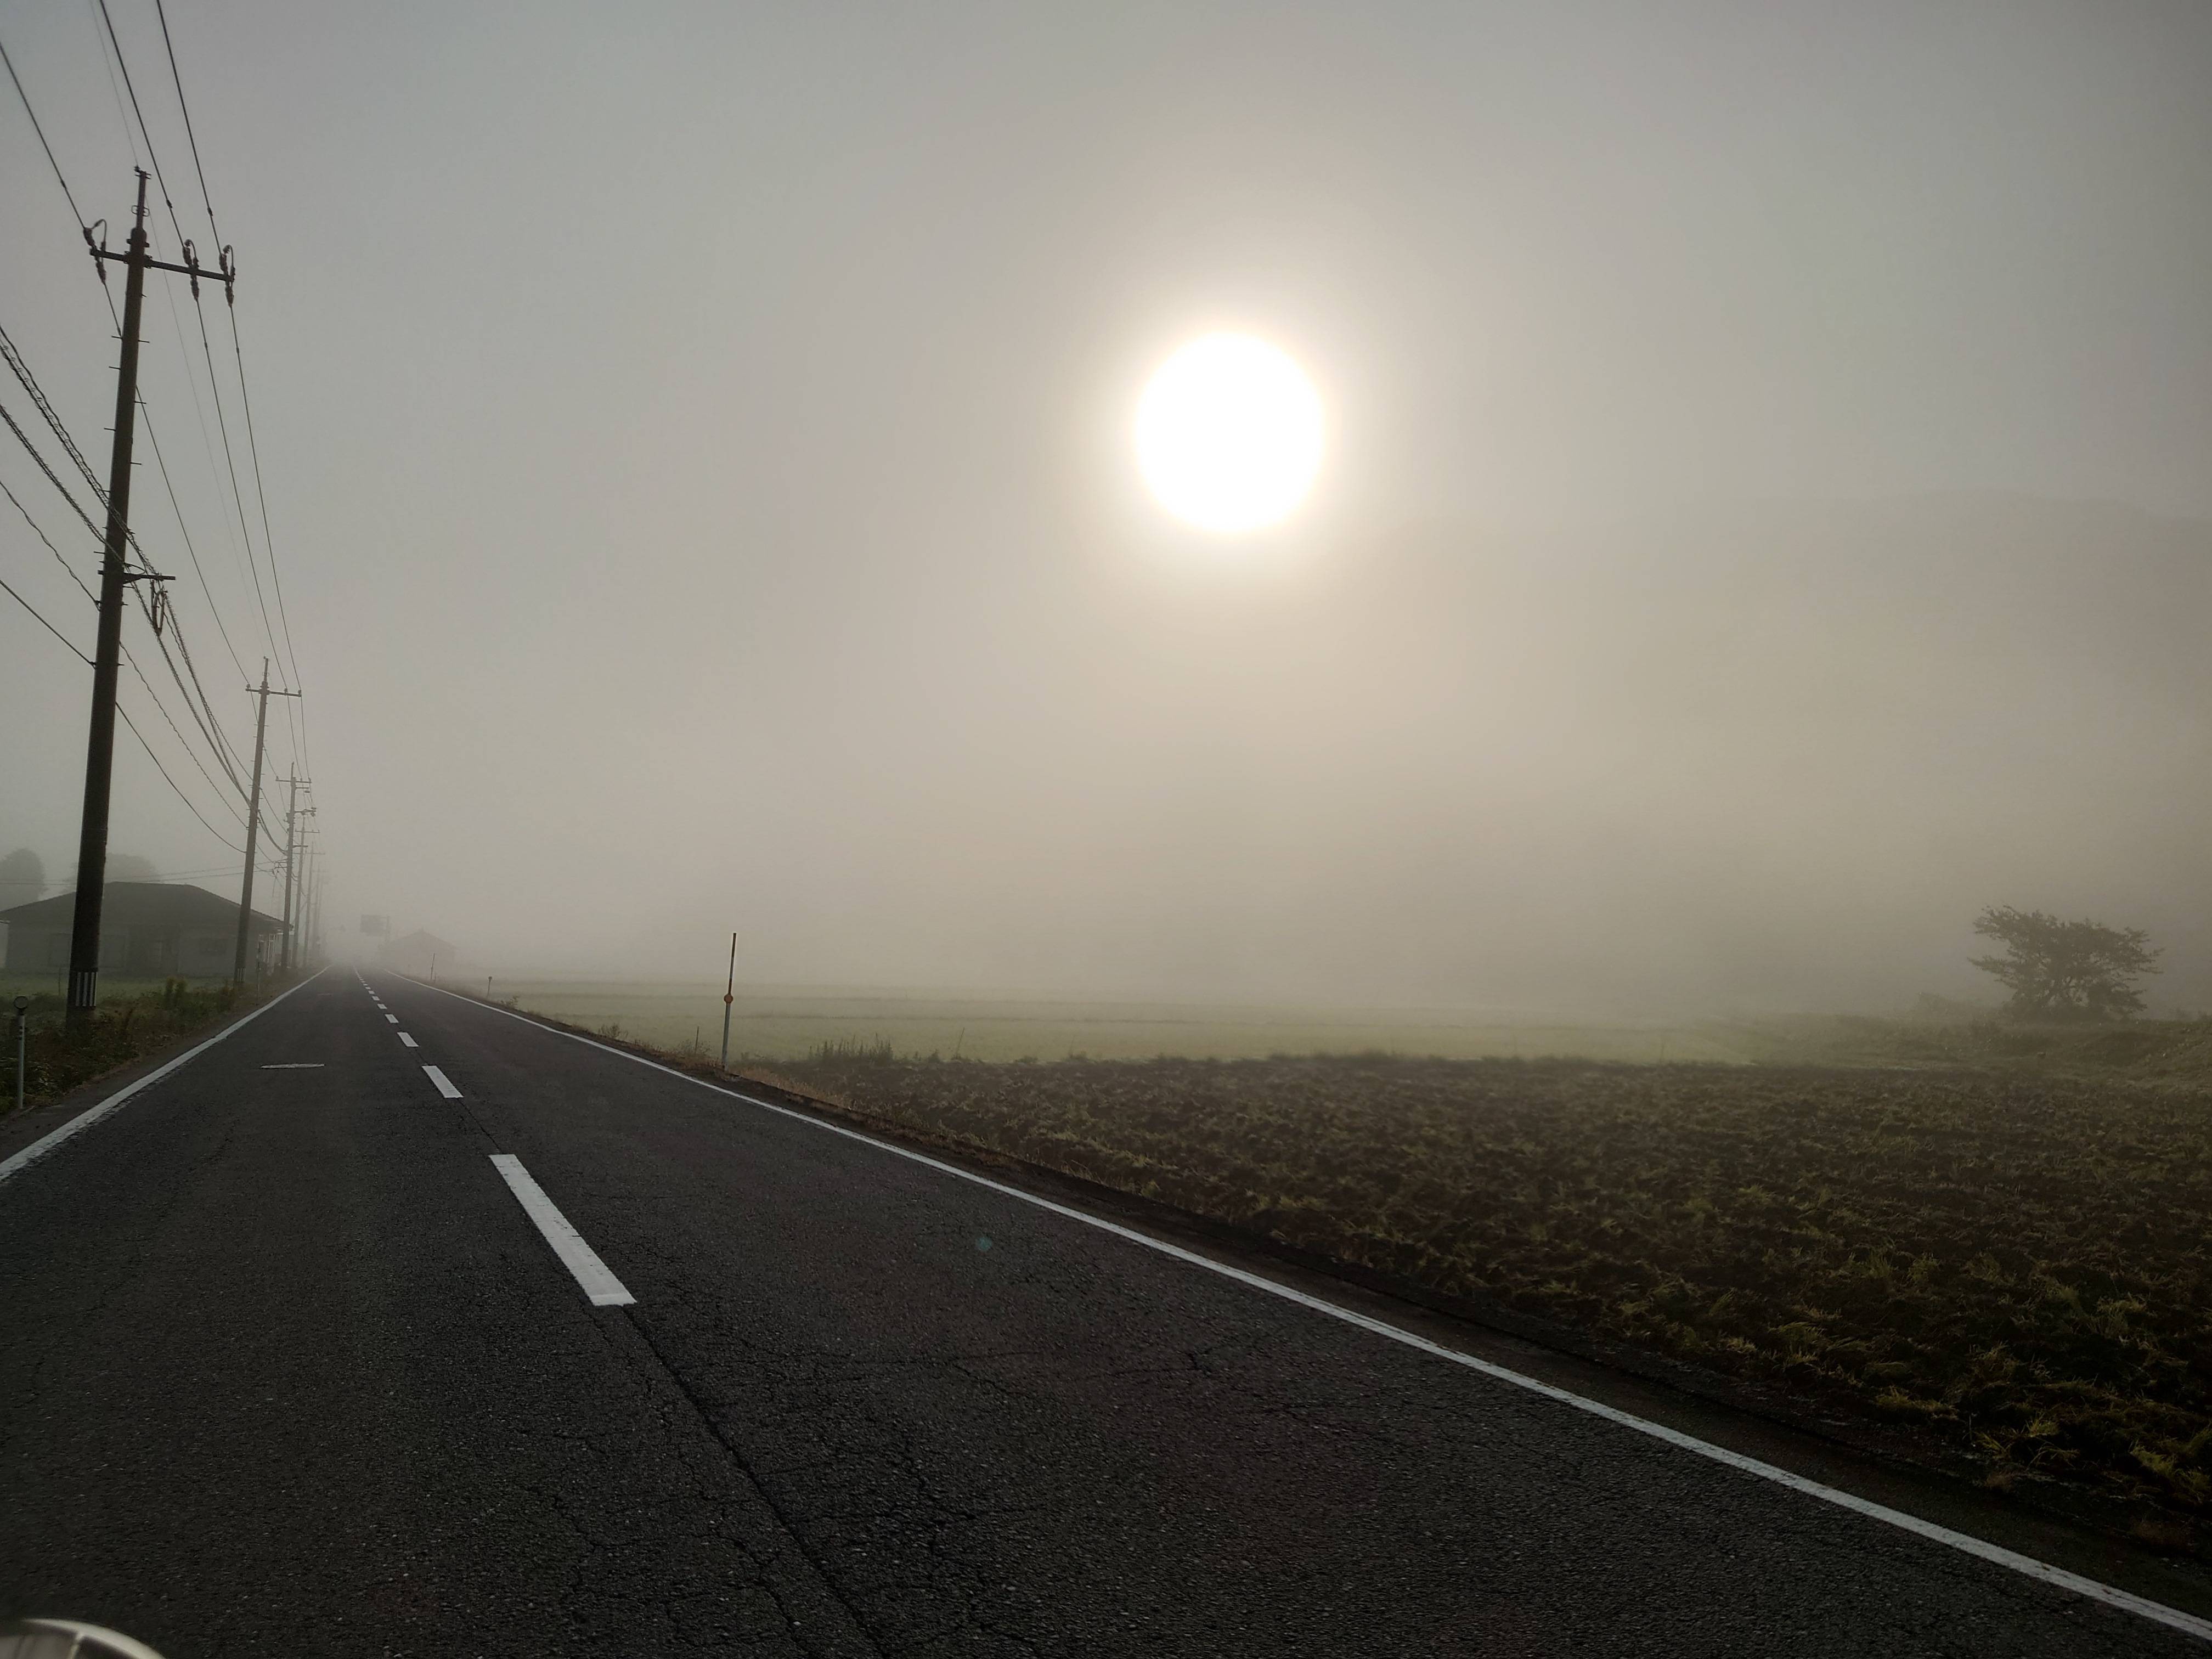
[1,473,95,603]
[0,399,104,545]
[0,569,91,661]
[0,31,88,227]
[0,322,108,503]
[117,702,244,854]
[94,0,184,242]
[153,0,219,242]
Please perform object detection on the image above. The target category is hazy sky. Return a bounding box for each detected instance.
[4,2,2209,1012]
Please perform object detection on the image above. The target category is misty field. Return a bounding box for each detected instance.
[746,1050,2211,1527]
[478,979,1747,1065]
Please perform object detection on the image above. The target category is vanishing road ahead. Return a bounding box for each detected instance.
[2,969,2207,1656]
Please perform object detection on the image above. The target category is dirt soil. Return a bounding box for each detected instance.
[752,1052,2212,1532]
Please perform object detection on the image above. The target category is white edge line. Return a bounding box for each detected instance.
[487,1153,635,1306]
[0,969,331,1187]
[422,1064,462,1099]
[404,977,2209,1645]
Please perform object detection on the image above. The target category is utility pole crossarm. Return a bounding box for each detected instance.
[86,230,235,303]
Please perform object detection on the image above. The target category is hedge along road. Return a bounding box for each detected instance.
[0,971,2206,1657]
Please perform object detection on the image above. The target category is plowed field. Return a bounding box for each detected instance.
[759,1054,2212,1526]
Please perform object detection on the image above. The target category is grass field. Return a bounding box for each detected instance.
[0,975,266,1109]
[472,978,1752,1065]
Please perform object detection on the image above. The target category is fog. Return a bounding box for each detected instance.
[4,2,2209,1014]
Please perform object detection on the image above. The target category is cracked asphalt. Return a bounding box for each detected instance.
[0,968,2203,1656]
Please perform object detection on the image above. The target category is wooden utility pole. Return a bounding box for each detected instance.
[232,664,297,985]
[278,774,313,973]
[67,170,237,1021]
[302,834,322,968]
[65,172,153,1020]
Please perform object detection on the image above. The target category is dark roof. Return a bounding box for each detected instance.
[0,881,283,933]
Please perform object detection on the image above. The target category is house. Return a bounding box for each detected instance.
[0,882,284,979]
[380,929,458,977]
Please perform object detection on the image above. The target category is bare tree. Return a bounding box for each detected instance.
[1970,906,2160,1021]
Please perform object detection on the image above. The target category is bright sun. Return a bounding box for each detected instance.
[1135,334,1323,534]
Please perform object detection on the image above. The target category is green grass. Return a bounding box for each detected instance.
[1,976,275,1111]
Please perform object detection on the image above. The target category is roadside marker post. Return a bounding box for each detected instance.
[13,996,27,1113]
[719,932,737,1071]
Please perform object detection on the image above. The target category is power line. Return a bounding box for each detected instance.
[163,604,253,785]
[226,313,303,704]
[0,32,258,709]
[138,394,251,680]
[0,569,91,662]
[0,399,104,546]
[5,405,259,827]
[8,379,266,829]
[120,647,249,830]
[186,292,284,682]
[92,0,292,707]
[1,473,96,603]
[153,0,218,242]
[147,596,249,792]
[229,328,312,828]
[8,437,274,854]
[97,6,308,779]
[0,101,268,791]
[117,701,243,854]
[94,0,184,246]
[3,276,266,802]
[0,323,107,504]
[84,4,289,719]
[8,449,274,860]
[84,0,141,173]
[26,12,317,985]
[0,44,261,752]
[0,31,88,228]
[145,615,244,798]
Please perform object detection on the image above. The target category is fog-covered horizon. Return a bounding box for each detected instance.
[4,4,2207,1020]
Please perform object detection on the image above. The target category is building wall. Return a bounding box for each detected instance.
[3,924,274,979]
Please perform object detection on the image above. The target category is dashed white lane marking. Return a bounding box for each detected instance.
[488,1154,635,1306]
[260,1063,324,1070]
[398,1032,419,1048]
[422,1065,462,1099]
[384,1013,398,1024]
[414,977,2212,1647]
[0,972,329,1188]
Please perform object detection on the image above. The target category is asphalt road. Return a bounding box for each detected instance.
[1,968,2206,1657]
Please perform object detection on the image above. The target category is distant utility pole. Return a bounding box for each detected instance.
[303,836,322,966]
[296,833,314,968]
[233,662,299,986]
[278,775,313,973]
[65,170,233,1023]
[720,932,737,1071]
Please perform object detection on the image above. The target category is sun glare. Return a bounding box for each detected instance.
[1135,335,1323,534]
